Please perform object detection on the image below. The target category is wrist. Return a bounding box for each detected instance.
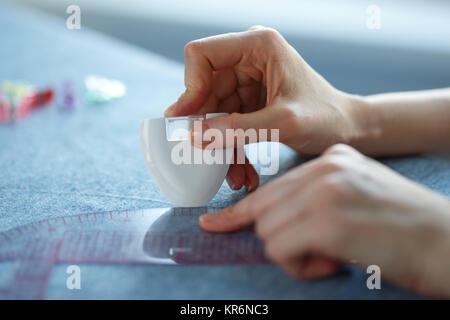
[343,92,383,155]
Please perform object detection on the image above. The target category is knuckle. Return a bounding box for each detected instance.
[248,25,266,31]
[315,175,354,207]
[254,27,284,47]
[258,27,282,42]
[275,107,302,140]
[317,175,344,195]
[279,107,299,126]
[324,143,355,156]
[280,104,297,118]
[184,40,202,57]
[315,156,347,174]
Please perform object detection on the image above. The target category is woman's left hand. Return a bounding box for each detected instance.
[199,144,450,298]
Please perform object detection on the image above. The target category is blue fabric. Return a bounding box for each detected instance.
[0,4,449,299]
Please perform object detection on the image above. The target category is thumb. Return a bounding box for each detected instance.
[191,107,284,149]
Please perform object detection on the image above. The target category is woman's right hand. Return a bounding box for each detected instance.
[164,26,363,191]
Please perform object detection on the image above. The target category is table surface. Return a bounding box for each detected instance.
[1,3,449,299]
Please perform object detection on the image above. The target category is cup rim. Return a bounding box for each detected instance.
[141,112,228,122]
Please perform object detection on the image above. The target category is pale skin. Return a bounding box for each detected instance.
[164,26,450,297]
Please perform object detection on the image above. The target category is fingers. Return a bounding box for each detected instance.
[279,256,340,279]
[200,176,269,232]
[244,161,259,192]
[194,69,240,115]
[254,184,315,240]
[286,257,340,279]
[299,257,340,279]
[200,154,261,232]
[233,152,342,221]
[264,220,316,264]
[263,219,341,279]
[217,92,240,114]
[199,202,253,233]
[252,187,339,279]
[213,69,238,100]
[165,31,260,117]
[200,144,382,282]
[200,153,319,233]
[192,91,218,115]
[226,154,259,191]
[201,147,354,234]
[226,164,245,190]
[191,106,286,149]
[237,82,266,113]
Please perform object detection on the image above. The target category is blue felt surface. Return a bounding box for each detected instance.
[0,4,449,299]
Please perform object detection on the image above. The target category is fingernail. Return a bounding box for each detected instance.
[247,185,253,192]
[231,184,236,190]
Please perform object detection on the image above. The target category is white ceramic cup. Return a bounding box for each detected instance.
[139,113,232,207]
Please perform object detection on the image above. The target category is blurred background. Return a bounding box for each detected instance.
[0,0,449,300]
[8,0,450,94]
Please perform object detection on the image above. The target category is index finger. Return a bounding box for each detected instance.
[199,189,260,232]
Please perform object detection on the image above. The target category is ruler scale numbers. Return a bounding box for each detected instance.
[0,207,269,299]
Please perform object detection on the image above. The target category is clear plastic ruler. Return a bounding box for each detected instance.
[0,207,269,299]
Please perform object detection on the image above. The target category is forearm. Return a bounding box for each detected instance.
[347,88,450,156]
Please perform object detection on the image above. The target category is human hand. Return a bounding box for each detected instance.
[164,26,360,192]
[199,144,450,298]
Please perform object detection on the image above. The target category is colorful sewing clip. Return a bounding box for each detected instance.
[84,75,126,104]
[61,81,76,110]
